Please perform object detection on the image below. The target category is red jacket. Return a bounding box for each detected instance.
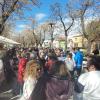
[18,58,27,83]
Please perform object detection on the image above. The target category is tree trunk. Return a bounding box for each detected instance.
[35,41,38,47]
[39,43,42,47]
[65,35,67,52]
[87,40,92,54]
[0,23,4,35]
[50,33,54,49]
[65,30,68,51]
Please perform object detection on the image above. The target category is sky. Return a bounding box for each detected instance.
[15,0,67,32]
[14,0,99,36]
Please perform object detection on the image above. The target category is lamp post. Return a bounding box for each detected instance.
[48,22,55,48]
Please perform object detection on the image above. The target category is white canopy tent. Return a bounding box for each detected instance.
[0,36,21,45]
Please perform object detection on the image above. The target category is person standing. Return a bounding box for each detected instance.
[71,48,76,68]
[45,53,58,72]
[92,47,99,55]
[65,53,74,77]
[74,56,100,100]
[3,49,16,83]
[30,61,73,100]
[18,60,41,100]
[18,53,27,95]
[74,47,83,76]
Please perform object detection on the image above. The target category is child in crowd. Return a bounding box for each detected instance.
[65,53,74,77]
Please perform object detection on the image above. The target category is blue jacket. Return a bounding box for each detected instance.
[74,51,83,68]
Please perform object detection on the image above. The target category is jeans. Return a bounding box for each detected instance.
[74,67,82,76]
[19,82,23,95]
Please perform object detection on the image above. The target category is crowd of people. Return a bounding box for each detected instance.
[0,44,100,100]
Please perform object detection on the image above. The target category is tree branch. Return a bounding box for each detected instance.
[7,0,19,17]
[0,0,19,35]
[81,4,88,16]
[59,15,66,31]
[80,16,88,39]
[0,3,3,6]
[59,14,74,36]
[31,0,40,7]
[66,18,74,32]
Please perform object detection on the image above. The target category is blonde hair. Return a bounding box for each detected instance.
[24,60,40,80]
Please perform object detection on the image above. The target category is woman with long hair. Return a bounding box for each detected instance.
[31,60,73,100]
[18,60,41,100]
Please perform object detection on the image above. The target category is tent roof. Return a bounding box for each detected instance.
[0,36,21,45]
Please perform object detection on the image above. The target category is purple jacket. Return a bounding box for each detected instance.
[45,76,73,100]
[31,75,73,100]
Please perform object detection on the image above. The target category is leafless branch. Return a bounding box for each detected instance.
[0,3,3,6]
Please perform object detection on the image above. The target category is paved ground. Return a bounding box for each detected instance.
[0,80,19,100]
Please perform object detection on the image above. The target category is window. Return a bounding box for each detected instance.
[74,43,78,47]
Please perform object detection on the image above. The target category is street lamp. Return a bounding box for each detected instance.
[48,22,55,48]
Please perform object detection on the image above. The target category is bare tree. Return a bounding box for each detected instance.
[31,19,40,47]
[33,22,49,47]
[40,23,49,46]
[50,2,74,50]
[0,0,39,35]
[86,19,100,42]
[1,20,15,37]
[15,29,37,47]
[69,0,100,53]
